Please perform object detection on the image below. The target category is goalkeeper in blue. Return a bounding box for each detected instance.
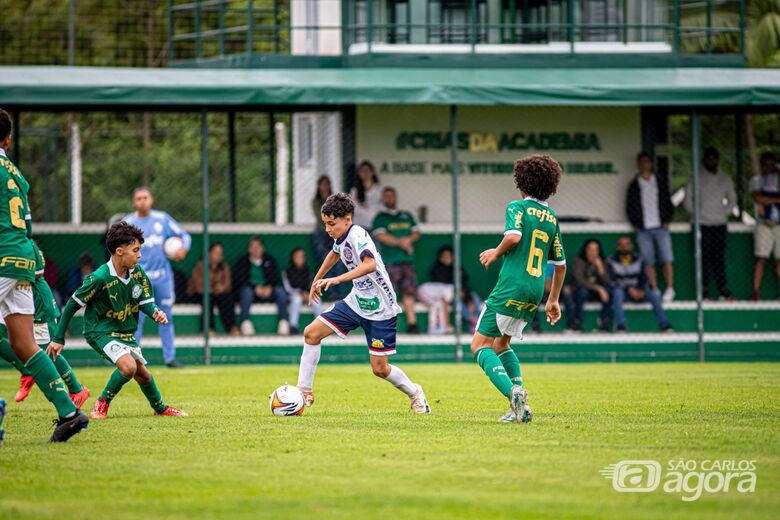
[124,187,191,368]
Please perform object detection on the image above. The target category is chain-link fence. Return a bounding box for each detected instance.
[7,104,778,367]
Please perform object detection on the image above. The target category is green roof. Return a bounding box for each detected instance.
[1,66,779,107]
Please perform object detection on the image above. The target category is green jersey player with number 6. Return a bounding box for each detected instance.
[471,154,567,423]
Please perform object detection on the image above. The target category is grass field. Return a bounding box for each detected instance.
[1,362,778,520]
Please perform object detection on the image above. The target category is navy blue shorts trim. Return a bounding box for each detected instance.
[318,300,397,356]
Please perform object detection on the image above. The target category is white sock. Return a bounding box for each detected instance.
[297,343,321,392]
[384,365,417,397]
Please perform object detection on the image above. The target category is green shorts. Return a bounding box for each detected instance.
[87,333,147,365]
[476,306,528,338]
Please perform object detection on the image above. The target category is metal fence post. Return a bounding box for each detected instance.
[195,0,202,60]
[673,0,681,54]
[450,105,463,362]
[691,111,705,362]
[567,0,575,54]
[68,0,76,65]
[201,109,211,365]
[167,0,174,62]
[367,0,373,54]
[247,0,254,58]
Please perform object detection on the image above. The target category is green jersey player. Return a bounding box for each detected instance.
[0,108,88,442]
[0,242,90,408]
[47,222,187,420]
[471,154,567,423]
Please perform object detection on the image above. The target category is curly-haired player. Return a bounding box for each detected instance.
[47,222,188,420]
[472,154,567,423]
[295,192,431,413]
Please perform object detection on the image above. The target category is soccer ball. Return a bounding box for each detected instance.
[269,385,304,416]
[163,237,184,259]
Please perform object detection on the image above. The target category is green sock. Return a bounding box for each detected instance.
[139,376,167,413]
[25,350,77,418]
[497,348,523,386]
[52,354,83,393]
[0,335,31,375]
[474,347,514,398]
[101,369,131,403]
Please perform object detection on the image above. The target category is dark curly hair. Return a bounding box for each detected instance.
[513,154,562,201]
[0,108,12,142]
[320,192,355,218]
[106,221,144,254]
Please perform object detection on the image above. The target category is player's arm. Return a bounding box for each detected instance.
[47,274,102,359]
[309,251,340,303]
[545,264,567,326]
[480,233,522,269]
[137,268,167,324]
[313,255,376,296]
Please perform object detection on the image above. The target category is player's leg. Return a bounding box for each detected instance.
[0,322,35,402]
[38,321,86,397]
[492,335,531,422]
[91,351,137,419]
[132,358,187,416]
[155,277,179,366]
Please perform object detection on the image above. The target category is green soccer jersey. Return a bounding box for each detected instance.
[67,261,156,340]
[0,151,36,281]
[371,209,418,265]
[485,198,566,322]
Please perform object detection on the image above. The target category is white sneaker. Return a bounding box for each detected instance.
[497,409,517,423]
[240,319,255,336]
[409,384,431,414]
[663,287,676,302]
[277,319,290,336]
[509,385,530,423]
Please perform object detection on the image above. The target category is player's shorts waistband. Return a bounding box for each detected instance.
[109,332,137,341]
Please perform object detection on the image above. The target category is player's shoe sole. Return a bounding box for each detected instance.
[410,384,431,414]
[497,409,517,423]
[509,385,529,423]
[50,411,89,442]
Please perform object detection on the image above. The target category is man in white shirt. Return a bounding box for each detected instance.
[683,147,736,300]
[749,151,780,300]
[625,152,676,302]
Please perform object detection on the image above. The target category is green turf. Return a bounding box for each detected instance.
[1,363,778,520]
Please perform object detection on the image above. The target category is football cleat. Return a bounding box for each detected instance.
[409,384,431,414]
[69,386,91,409]
[89,398,110,419]
[302,391,315,407]
[509,385,529,423]
[155,406,188,417]
[50,411,89,442]
[15,375,35,402]
[497,409,517,423]
[520,403,533,423]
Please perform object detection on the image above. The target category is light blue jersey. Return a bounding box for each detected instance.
[123,210,191,281]
[123,209,191,364]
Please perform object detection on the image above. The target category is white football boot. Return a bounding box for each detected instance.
[509,385,532,423]
[409,384,431,414]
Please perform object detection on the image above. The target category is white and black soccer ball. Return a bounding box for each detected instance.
[163,236,184,260]
[269,384,305,417]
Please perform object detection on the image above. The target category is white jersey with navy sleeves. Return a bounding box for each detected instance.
[123,210,192,281]
[332,224,401,321]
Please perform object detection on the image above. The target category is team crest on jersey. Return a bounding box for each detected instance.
[342,243,355,263]
[132,285,143,299]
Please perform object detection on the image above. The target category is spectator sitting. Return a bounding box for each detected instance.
[372,186,421,333]
[626,151,676,302]
[460,283,483,335]
[750,151,780,301]
[606,236,672,332]
[569,239,611,332]
[350,160,383,229]
[683,147,736,300]
[282,247,322,335]
[417,245,466,334]
[233,236,290,336]
[187,242,239,335]
[66,252,95,299]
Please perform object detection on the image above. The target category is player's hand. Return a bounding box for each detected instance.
[545,300,561,326]
[153,309,169,324]
[171,248,187,262]
[46,341,64,361]
[309,284,321,304]
[313,277,340,295]
[480,248,499,269]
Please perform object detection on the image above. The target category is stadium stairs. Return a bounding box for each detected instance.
[34,301,780,366]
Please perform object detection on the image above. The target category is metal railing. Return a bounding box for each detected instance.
[168,0,745,64]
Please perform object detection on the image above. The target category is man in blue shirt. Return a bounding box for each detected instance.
[124,187,191,367]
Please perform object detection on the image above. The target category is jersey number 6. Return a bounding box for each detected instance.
[526,229,549,278]
[8,197,25,230]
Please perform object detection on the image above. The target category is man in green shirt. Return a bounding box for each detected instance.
[0,108,88,442]
[372,187,421,333]
[0,242,90,408]
[47,222,188,420]
[472,155,567,424]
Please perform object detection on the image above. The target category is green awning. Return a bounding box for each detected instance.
[1,66,779,107]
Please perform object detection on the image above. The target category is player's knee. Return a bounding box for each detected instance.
[118,363,137,378]
[134,371,152,384]
[372,363,391,378]
[303,324,323,344]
